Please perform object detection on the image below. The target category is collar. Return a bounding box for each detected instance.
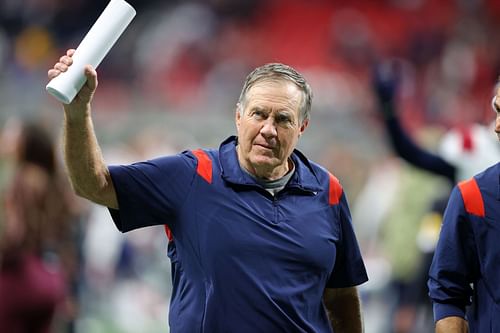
[218,136,323,193]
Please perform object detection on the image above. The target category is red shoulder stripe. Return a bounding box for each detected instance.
[192,149,212,184]
[328,173,343,205]
[164,225,173,242]
[458,178,485,217]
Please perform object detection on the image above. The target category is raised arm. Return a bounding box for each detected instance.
[48,49,118,209]
[373,63,457,185]
[323,287,363,333]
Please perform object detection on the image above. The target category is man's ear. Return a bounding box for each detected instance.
[235,103,242,130]
[298,118,309,137]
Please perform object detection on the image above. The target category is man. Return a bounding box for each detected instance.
[373,63,500,333]
[427,87,500,332]
[48,49,368,332]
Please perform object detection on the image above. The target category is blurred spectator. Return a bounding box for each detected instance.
[0,119,83,333]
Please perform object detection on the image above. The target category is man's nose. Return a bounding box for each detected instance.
[260,119,278,137]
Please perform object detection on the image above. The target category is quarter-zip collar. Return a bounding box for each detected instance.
[219,136,323,193]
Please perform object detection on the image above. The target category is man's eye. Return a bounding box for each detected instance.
[252,110,265,118]
[276,115,292,124]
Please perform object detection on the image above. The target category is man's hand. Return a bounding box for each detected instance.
[435,316,468,333]
[323,287,363,333]
[373,60,401,104]
[49,49,118,209]
[372,60,403,120]
[48,49,98,115]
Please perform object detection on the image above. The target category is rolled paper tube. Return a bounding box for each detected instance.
[46,0,136,104]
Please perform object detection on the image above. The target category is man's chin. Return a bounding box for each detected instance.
[250,156,279,169]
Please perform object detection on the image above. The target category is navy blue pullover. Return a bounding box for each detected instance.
[108,136,368,332]
[428,163,500,332]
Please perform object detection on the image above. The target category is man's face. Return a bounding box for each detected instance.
[235,80,308,180]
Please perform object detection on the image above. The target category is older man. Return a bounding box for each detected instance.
[48,50,368,332]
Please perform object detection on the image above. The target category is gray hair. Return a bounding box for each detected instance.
[237,63,313,123]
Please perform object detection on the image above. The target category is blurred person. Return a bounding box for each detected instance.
[373,61,499,333]
[0,120,82,333]
[427,85,500,332]
[48,49,368,332]
[373,61,499,188]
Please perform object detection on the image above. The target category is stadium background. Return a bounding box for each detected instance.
[1,0,499,332]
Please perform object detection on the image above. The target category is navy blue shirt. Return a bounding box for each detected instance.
[428,163,500,332]
[108,136,368,333]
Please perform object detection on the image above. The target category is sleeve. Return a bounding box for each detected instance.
[327,192,369,288]
[385,116,457,185]
[108,151,198,233]
[427,186,479,322]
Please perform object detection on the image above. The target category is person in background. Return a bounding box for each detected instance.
[0,120,81,333]
[373,62,500,332]
[373,62,498,187]
[47,49,368,332]
[427,85,500,332]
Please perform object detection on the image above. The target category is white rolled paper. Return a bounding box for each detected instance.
[46,0,136,104]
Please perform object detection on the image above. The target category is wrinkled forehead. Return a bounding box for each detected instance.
[244,79,303,106]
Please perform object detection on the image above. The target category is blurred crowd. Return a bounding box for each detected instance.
[1,0,500,332]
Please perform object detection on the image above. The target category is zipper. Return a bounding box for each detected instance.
[272,195,279,224]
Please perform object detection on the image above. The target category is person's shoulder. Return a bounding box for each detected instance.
[474,162,499,183]
[307,159,342,183]
[181,147,219,162]
[301,157,344,193]
[176,148,220,179]
[454,162,498,193]
[454,163,499,218]
[180,146,217,156]
[292,151,326,179]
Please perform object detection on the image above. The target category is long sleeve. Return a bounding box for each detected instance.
[385,115,457,185]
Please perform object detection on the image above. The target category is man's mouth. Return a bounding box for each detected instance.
[255,143,274,150]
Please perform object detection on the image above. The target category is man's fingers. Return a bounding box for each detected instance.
[48,69,60,80]
[59,55,72,66]
[84,65,98,91]
[48,49,76,81]
[48,49,98,104]
[47,62,68,81]
[54,63,68,72]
